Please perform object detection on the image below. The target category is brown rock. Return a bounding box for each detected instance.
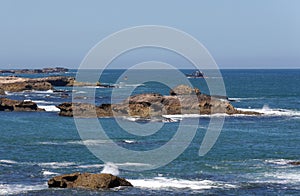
[0,98,44,112]
[288,161,300,166]
[0,88,5,95]
[48,173,133,189]
[170,84,201,96]
[56,85,261,117]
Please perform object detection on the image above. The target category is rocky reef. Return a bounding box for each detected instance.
[0,97,44,112]
[0,76,113,92]
[48,173,133,189]
[57,85,260,118]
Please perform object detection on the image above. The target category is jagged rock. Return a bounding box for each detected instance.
[48,173,133,189]
[57,85,261,117]
[0,98,44,112]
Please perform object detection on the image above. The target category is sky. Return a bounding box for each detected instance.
[0,0,299,69]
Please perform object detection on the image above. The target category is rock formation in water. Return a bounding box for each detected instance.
[0,76,114,92]
[57,84,260,117]
[0,97,44,112]
[48,173,133,189]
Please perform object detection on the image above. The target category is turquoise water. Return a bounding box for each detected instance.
[0,69,300,195]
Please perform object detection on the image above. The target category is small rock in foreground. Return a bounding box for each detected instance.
[48,173,133,189]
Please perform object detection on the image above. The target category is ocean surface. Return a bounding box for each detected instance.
[0,69,300,195]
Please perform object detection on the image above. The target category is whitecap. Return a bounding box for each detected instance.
[37,105,60,112]
[42,170,60,176]
[0,183,47,195]
[0,160,18,164]
[38,162,76,169]
[123,140,136,144]
[236,107,300,117]
[129,177,237,190]
[101,162,120,176]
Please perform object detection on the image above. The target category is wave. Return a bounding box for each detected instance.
[37,105,60,112]
[42,170,60,176]
[0,160,18,164]
[123,139,136,144]
[31,89,54,94]
[38,161,77,169]
[129,177,237,190]
[229,97,264,102]
[0,183,47,195]
[236,105,300,117]
[101,162,120,176]
[264,159,294,166]
[37,139,111,146]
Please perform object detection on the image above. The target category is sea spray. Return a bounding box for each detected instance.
[101,162,120,176]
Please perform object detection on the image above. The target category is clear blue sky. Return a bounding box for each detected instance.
[0,0,299,69]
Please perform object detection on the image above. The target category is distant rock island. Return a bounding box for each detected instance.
[0,67,68,74]
[0,76,113,93]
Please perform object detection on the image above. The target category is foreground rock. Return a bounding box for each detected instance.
[0,98,44,112]
[57,85,260,117]
[48,173,133,189]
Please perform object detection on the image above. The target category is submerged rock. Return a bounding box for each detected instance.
[48,173,133,189]
[0,98,44,112]
[288,161,300,166]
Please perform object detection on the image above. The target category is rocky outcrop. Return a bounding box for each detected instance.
[57,85,260,117]
[0,76,114,92]
[48,173,133,189]
[0,98,44,111]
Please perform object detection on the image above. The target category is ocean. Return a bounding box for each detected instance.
[0,69,300,195]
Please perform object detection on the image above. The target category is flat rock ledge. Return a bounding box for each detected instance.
[48,173,133,189]
[0,76,114,92]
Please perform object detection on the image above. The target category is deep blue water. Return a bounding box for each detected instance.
[0,69,299,195]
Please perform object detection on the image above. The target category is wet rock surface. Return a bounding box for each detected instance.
[48,173,133,189]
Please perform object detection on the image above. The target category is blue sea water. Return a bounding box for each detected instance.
[0,69,300,195]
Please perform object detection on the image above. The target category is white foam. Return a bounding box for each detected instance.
[229,97,263,102]
[123,140,136,144]
[236,106,300,117]
[32,89,54,94]
[42,170,60,176]
[0,160,18,164]
[37,105,60,112]
[31,100,53,104]
[68,139,111,146]
[116,162,152,167]
[129,177,237,190]
[264,159,293,165]
[38,162,76,169]
[77,164,104,169]
[101,162,120,176]
[0,183,47,195]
